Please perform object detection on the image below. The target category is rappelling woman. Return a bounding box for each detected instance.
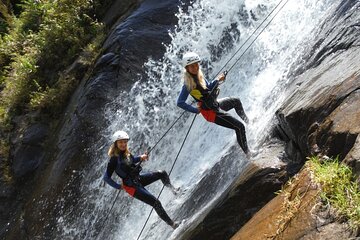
[177,52,249,154]
[103,130,179,229]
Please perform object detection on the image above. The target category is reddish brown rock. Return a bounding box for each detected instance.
[231,167,357,240]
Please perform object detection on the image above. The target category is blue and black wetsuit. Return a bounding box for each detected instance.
[177,74,249,153]
[103,152,175,226]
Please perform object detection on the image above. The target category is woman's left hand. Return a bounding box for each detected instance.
[140,153,149,161]
[217,72,226,82]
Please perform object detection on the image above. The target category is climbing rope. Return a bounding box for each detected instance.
[133,0,292,238]
[92,114,194,240]
[224,0,290,74]
[136,114,197,240]
[146,110,188,154]
[92,0,291,238]
[94,0,289,180]
[92,191,121,240]
[211,0,290,79]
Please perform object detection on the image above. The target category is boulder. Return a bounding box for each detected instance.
[231,167,357,240]
[276,0,360,163]
[276,47,360,160]
[180,142,292,240]
[12,123,48,178]
[4,0,184,239]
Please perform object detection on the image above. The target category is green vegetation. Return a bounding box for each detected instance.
[0,139,12,183]
[0,2,11,35]
[309,157,360,229]
[0,0,104,128]
[0,0,106,181]
[270,156,359,238]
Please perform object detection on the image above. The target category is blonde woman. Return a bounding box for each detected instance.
[103,130,179,229]
[177,52,249,154]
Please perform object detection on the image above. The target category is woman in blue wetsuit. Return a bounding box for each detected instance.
[177,52,249,154]
[103,130,179,229]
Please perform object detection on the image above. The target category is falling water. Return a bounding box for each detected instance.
[56,0,338,239]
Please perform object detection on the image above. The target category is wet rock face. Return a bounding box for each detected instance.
[276,0,360,175]
[11,123,48,178]
[179,142,292,240]
[291,0,360,77]
[0,182,16,237]
[171,2,360,239]
[189,167,289,240]
[2,0,185,239]
[308,87,360,159]
[99,0,142,27]
[276,57,360,160]
[79,0,181,126]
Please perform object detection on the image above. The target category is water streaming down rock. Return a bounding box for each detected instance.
[55,0,339,239]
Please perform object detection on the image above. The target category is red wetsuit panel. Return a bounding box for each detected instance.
[198,102,216,122]
[123,185,136,196]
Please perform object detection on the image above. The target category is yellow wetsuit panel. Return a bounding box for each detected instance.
[190,89,202,100]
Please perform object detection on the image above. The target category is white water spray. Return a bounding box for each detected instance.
[57,0,337,239]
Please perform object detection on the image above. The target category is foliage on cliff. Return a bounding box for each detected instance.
[276,157,360,233]
[0,1,12,35]
[309,157,360,229]
[0,0,104,129]
[0,0,107,185]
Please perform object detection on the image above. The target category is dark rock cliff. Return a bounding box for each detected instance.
[2,0,187,238]
[232,165,358,240]
[183,0,360,239]
[1,0,149,239]
[2,0,194,239]
[276,0,360,177]
[2,0,359,239]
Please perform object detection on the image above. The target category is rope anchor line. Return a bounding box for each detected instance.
[92,0,291,239]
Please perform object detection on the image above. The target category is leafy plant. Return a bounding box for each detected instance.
[309,157,360,229]
[0,139,12,183]
[0,0,104,127]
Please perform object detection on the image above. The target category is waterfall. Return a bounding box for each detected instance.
[56,0,337,239]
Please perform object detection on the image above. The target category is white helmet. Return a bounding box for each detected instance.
[182,52,201,67]
[112,130,129,142]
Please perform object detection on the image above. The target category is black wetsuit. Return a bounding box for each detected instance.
[177,75,249,153]
[103,153,174,226]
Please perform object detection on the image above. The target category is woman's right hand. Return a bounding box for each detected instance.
[197,103,201,114]
[140,153,149,161]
